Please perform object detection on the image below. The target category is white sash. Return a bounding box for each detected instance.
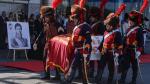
[73,22,87,34]
[104,29,119,40]
[91,21,101,29]
[126,26,140,37]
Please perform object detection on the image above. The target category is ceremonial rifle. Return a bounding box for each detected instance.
[82,41,89,83]
[134,43,144,84]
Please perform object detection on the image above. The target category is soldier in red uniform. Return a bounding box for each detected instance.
[40,6,63,80]
[119,10,144,84]
[66,4,92,84]
[95,13,123,84]
[119,0,148,83]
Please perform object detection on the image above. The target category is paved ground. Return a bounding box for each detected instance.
[0,36,150,84]
[0,63,150,84]
[0,67,50,84]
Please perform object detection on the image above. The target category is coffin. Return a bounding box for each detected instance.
[47,34,74,73]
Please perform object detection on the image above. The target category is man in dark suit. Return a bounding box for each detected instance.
[11,23,28,48]
[0,11,9,49]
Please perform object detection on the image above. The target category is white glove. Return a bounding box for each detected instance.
[114,53,119,66]
[136,51,141,59]
[83,54,88,58]
[58,26,64,32]
[33,43,37,51]
[114,53,119,57]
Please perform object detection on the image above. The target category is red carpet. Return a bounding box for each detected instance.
[0,60,44,72]
[0,54,149,72]
[140,54,150,63]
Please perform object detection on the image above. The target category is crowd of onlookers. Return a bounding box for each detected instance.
[0,10,70,60]
[0,9,150,60]
[0,10,37,49]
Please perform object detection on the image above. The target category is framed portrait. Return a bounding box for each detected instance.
[90,35,103,60]
[7,21,31,49]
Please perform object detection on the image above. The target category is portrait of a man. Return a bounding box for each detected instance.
[10,23,28,48]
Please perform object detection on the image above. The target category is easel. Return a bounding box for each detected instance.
[6,1,29,61]
[7,49,29,61]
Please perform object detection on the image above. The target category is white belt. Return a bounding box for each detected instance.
[76,47,83,49]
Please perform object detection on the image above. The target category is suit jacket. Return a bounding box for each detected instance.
[0,16,9,48]
[91,21,106,35]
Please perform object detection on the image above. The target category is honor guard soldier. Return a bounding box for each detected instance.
[95,13,123,84]
[40,6,63,80]
[119,0,148,83]
[119,10,144,84]
[66,4,92,84]
[95,3,126,84]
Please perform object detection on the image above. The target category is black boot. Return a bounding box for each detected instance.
[66,69,76,84]
[107,71,114,84]
[83,82,88,84]
[118,79,125,84]
[107,78,113,84]
[59,72,68,84]
[129,80,136,84]
[40,71,50,80]
[119,70,127,84]
[129,71,137,84]
[51,69,60,80]
[89,61,94,78]
[66,79,71,84]
[95,70,103,84]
